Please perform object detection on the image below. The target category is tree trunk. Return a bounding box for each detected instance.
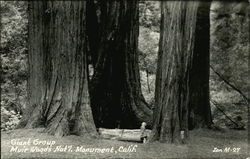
[87,0,152,129]
[188,2,213,130]
[146,69,151,93]
[98,128,151,142]
[151,1,199,143]
[18,1,98,137]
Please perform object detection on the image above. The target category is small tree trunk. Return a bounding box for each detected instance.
[151,1,199,143]
[188,2,213,129]
[87,0,152,129]
[146,69,151,93]
[19,1,97,137]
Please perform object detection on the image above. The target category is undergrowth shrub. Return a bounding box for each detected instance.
[1,107,22,131]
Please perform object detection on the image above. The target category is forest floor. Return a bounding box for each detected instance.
[1,128,249,159]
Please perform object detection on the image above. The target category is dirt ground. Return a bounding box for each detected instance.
[1,128,249,159]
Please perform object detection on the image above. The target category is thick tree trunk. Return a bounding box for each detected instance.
[151,1,199,143]
[87,0,152,129]
[18,1,97,137]
[188,2,213,130]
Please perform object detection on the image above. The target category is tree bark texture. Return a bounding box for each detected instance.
[19,1,97,137]
[188,2,213,130]
[87,0,152,129]
[151,1,199,143]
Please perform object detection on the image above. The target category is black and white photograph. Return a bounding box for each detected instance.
[1,0,249,158]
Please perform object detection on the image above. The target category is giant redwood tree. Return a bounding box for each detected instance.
[87,0,152,128]
[151,1,199,143]
[188,2,213,129]
[18,1,97,137]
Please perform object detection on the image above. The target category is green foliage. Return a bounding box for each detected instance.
[210,5,249,127]
[210,8,249,99]
[1,107,22,131]
[138,27,159,74]
[139,1,161,32]
[138,2,160,105]
[1,1,28,129]
[1,1,28,48]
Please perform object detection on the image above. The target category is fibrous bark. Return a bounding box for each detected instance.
[188,2,213,129]
[18,1,97,137]
[87,0,152,129]
[151,1,199,143]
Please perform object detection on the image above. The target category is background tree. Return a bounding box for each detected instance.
[188,2,213,130]
[138,1,160,107]
[151,1,199,143]
[18,1,97,137]
[87,0,152,129]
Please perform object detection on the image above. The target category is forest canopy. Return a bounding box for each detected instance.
[1,1,249,143]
